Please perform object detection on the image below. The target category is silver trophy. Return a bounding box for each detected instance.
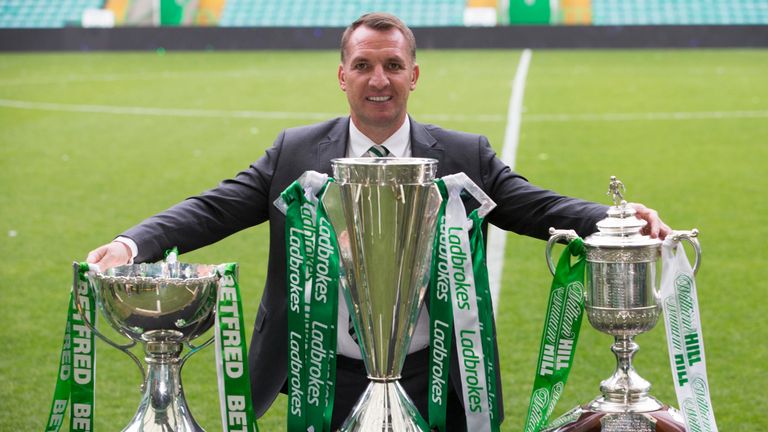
[74,262,220,431]
[544,177,701,432]
[321,158,442,431]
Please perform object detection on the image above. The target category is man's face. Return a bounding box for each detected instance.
[338,26,419,140]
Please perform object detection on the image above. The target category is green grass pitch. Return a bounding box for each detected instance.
[1,48,766,430]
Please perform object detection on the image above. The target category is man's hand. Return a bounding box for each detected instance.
[630,203,671,240]
[87,241,132,272]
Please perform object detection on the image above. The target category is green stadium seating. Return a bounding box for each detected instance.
[219,0,466,27]
[0,0,104,28]
[2,0,765,28]
[592,0,768,25]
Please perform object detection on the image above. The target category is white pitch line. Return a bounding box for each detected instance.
[1,98,766,123]
[525,110,768,122]
[0,98,506,123]
[487,49,532,318]
[0,98,342,121]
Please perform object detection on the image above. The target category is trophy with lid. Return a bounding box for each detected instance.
[544,177,701,432]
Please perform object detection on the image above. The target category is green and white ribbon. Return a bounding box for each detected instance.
[279,172,340,432]
[44,263,97,431]
[523,238,586,432]
[215,263,259,432]
[661,239,718,432]
[427,180,453,431]
[429,176,500,432]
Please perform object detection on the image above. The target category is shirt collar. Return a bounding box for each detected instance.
[348,116,411,157]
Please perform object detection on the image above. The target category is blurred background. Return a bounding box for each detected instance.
[1,1,766,431]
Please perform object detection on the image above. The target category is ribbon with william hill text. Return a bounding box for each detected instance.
[215,263,259,432]
[523,238,586,432]
[428,178,500,432]
[661,239,718,432]
[44,263,97,431]
[280,176,340,432]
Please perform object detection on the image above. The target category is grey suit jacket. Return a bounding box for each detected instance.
[123,116,607,420]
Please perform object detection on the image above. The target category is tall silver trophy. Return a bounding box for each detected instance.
[544,177,701,432]
[321,158,442,431]
[75,262,220,431]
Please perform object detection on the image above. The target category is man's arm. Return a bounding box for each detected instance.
[87,131,286,270]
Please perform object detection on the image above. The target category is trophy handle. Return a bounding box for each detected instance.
[669,229,702,275]
[545,228,580,276]
[180,336,216,367]
[72,262,147,386]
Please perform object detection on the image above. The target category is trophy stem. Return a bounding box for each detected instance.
[591,335,661,412]
[123,338,204,432]
[340,380,427,432]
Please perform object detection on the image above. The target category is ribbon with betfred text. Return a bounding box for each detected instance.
[523,238,586,432]
[428,178,500,432]
[280,175,340,432]
[661,239,718,432]
[44,263,97,431]
[215,263,259,432]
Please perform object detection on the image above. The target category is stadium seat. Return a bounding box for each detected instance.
[592,0,768,25]
[219,0,466,27]
[0,0,105,28]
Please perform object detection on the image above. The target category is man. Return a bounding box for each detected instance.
[88,13,669,431]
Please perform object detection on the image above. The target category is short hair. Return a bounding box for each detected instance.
[340,13,417,63]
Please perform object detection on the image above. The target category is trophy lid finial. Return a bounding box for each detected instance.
[607,175,626,208]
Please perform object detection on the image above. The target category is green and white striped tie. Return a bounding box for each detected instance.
[364,145,391,157]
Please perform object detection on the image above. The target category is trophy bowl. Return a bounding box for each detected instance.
[78,262,221,432]
[584,223,661,339]
[92,263,219,343]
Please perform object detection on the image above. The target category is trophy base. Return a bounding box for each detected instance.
[123,397,204,432]
[339,380,428,432]
[543,399,686,432]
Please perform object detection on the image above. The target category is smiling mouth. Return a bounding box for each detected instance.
[366,96,392,102]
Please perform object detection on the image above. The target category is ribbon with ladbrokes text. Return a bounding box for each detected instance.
[215,263,260,432]
[44,262,97,431]
[280,174,340,432]
[523,238,586,432]
[661,238,718,432]
[428,177,500,432]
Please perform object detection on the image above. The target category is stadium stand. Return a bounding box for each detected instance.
[196,0,227,25]
[103,0,128,24]
[591,0,768,25]
[0,0,104,28]
[219,0,466,27]
[558,0,592,24]
[1,0,767,28]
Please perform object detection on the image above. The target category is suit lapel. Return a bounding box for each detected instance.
[317,117,350,175]
[410,118,445,176]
